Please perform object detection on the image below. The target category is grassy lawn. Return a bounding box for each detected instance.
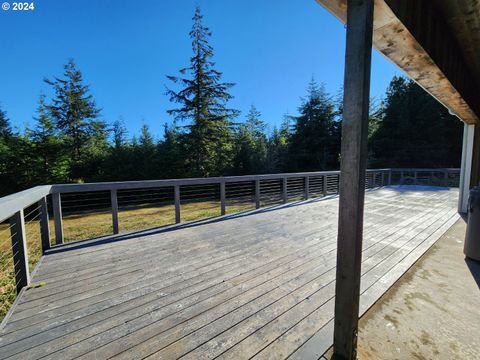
[0,199,255,321]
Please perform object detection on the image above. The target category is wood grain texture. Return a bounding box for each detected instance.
[0,186,459,360]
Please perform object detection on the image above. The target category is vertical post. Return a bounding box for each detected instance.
[388,169,392,185]
[443,170,448,187]
[174,185,181,224]
[52,192,64,245]
[414,170,418,185]
[459,123,475,213]
[304,176,310,200]
[220,181,226,216]
[323,175,328,196]
[38,197,50,253]
[255,179,261,209]
[111,189,119,235]
[282,177,288,204]
[10,210,30,293]
[333,1,374,359]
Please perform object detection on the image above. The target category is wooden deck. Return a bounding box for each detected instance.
[0,185,459,360]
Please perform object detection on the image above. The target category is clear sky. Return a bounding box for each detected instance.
[0,0,401,139]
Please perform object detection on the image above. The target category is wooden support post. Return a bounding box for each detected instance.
[282,177,288,204]
[459,123,475,213]
[38,197,50,253]
[255,179,261,209]
[52,193,64,245]
[220,181,226,216]
[111,190,119,234]
[9,210,30,293]
[333,0,374,359]
[305,176,310,200]
[323,175,328,196]
[174,185,181,224]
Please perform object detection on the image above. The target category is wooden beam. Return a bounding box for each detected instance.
[315,0,480,124]
[333,0,374,359]
[384,0,480,122]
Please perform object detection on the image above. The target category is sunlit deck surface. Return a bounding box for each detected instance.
[0,185,459,360]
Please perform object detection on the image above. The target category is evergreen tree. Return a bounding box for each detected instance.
[370,76,462,167]
[112,119,128,149]
[0,107,32,194]
[289,78,340,171]
[29,95,68,183]
[132,124,157,179]
[233,105,268,174]
[266,115,291,173]
[45,59,106,180]
[0,106,14,195]
[103,119,133,181]
[157,122,186,178]
[166,6,239,177]
[0,106,12,138]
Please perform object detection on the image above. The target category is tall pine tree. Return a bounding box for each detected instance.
[289,78,340,171]
[234,105,268,174]
[45,59,107,181]
[29,95,68,183]
[166,6,239,177]
[370,76,462,167]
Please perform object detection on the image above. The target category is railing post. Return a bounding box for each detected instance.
[52,192,64,245]
[174,185,181,224]
[444,169,449,187]
[10,210,30,293]
[414,170,418,185]
[111,189,119,234]
[323,175,328,196]
[282,177,288,204]
[38,196,50,253]
[304,176,310,200]
[220,181,226,216]
[255,179,260,209]
[388,169,392,185]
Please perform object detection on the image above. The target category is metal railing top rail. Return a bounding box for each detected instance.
[51,169,391,194]
[0,186,52,224]
[0,168,457,224]
[391,168,460,172]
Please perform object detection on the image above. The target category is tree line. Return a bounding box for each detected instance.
[0,7,463,197]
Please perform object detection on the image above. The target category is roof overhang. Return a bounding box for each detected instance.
[316,0,480,124]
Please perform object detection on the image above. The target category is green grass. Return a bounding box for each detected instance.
[0,199,255,321]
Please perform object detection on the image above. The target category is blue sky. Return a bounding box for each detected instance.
[0,0,401,139]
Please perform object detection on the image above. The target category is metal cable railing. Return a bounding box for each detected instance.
[0,168,460,321]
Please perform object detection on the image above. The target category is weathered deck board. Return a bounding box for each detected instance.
[0,186,459,360]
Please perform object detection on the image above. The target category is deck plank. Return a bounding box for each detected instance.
[0,186,459,360]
